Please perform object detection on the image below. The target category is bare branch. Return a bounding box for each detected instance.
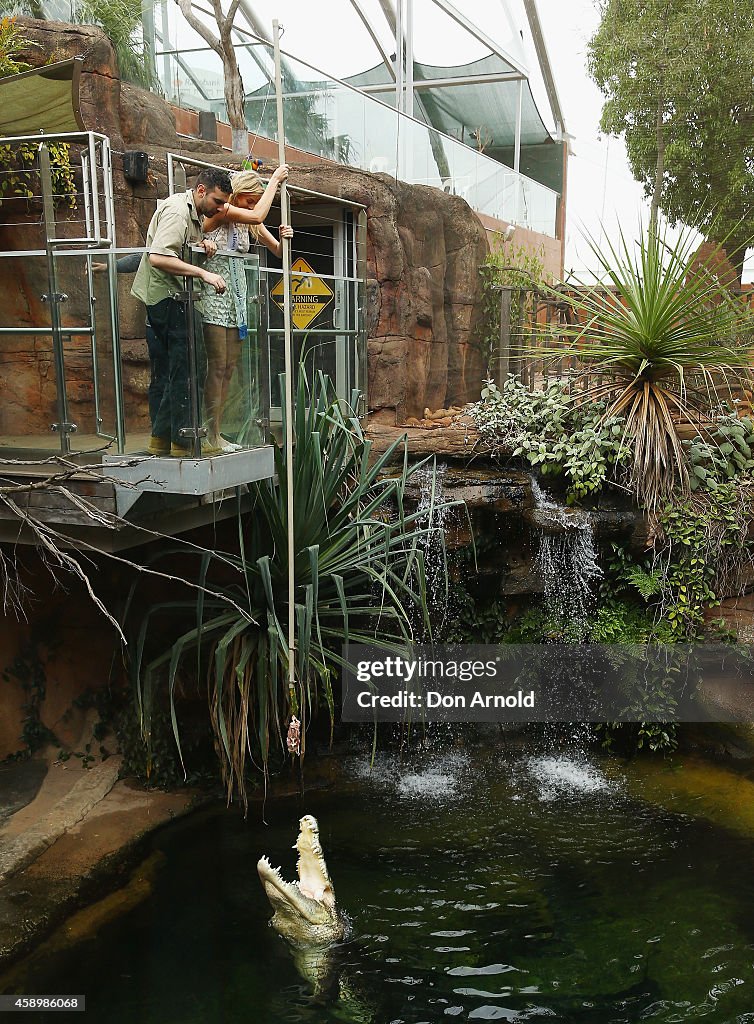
[174,0,223,56]
[225,0,243,31]
[210,0,226,28]
[0,544,30,618]
[0,456,257,640]
[2,492,126,639]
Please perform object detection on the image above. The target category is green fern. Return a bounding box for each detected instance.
[623,566,663,600]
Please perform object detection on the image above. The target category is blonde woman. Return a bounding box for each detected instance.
[201,165,293,452]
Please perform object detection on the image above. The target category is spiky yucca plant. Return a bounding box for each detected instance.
[129,370,452,810]
[530,225,754,510]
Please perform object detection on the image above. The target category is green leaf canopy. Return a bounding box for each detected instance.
[588,0,754,279]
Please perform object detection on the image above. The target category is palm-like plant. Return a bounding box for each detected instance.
[129,370,452,810]
[532,224,754,509]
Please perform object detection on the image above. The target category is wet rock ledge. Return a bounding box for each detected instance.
[0,756,197,968]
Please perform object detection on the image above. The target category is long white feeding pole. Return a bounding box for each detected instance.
[273,20,297,712]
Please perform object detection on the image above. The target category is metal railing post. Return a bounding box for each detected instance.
[40,143,74,454]
[274,17,298,733]
[177,281,204,458]
[495,287,512,386]
[356,208,368,419]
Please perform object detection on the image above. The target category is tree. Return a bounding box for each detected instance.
[173,3,356,164]
[175,0,247,152]
[588,0,754,284]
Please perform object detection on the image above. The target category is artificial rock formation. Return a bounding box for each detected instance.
[0,19,490,437]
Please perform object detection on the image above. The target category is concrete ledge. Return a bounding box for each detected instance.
[0,761,121,886]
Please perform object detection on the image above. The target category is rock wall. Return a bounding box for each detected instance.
[1,19,489,434]
[0,554,121,761]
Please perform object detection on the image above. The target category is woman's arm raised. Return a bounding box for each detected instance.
[202,164,289,233]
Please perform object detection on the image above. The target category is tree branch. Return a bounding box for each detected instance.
[175,0,246,133]
[174,0,223,57]
[0,456,257,636]
[225,0,243,31]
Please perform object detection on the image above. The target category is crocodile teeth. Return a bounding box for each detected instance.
[258,856,284,880]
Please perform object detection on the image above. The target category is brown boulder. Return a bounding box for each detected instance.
[710,595,754,643]
[120,82,181,149]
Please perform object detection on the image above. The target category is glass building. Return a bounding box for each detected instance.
[140,0,566,240]
[0,0,566,536]
[17,0,566,240]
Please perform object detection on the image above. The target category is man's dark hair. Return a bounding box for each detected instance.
[195,167,232,194]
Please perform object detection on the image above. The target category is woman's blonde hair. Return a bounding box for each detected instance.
[230,169,265,200]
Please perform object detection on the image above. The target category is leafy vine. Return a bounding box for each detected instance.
[472,376,630,503]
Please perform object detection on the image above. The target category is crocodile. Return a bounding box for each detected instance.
[258,816,376,1020]
[257,814,350,949]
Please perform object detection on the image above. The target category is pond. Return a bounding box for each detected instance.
[5,744,754,1023]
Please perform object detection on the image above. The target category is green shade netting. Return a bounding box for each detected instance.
[345,53,554,150]
[0,58,84,136]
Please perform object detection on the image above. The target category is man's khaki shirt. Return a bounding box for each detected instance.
[131,190,203,307]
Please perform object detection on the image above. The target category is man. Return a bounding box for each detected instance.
[131,167,232,456]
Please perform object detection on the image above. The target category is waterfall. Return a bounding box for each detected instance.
[530,477,602,627]
[413,462,452,636]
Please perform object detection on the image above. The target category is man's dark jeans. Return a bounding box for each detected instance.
[145,297,205,446]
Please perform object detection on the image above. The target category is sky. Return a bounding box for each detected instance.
[534,0,651,279]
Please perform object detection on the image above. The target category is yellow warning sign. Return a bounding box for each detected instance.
[270,257,335,331]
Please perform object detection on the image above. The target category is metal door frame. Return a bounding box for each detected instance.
[264,202,364,421]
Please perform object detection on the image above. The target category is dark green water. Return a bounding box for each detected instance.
[6,749,754,1023]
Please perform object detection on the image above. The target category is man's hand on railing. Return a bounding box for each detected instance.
[201,270,226,293]
[200,238,218,258]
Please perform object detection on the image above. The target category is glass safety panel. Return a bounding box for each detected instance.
[0,250,123,457]
[0,253,57,454]
[52,250,123,455]
[211,252,267,449]
[181,247,263,457]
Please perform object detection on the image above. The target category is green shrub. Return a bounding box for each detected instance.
[506,598,656,645]
[472,376,629,503]
[656,485,750,638]
[686,412,754,490]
